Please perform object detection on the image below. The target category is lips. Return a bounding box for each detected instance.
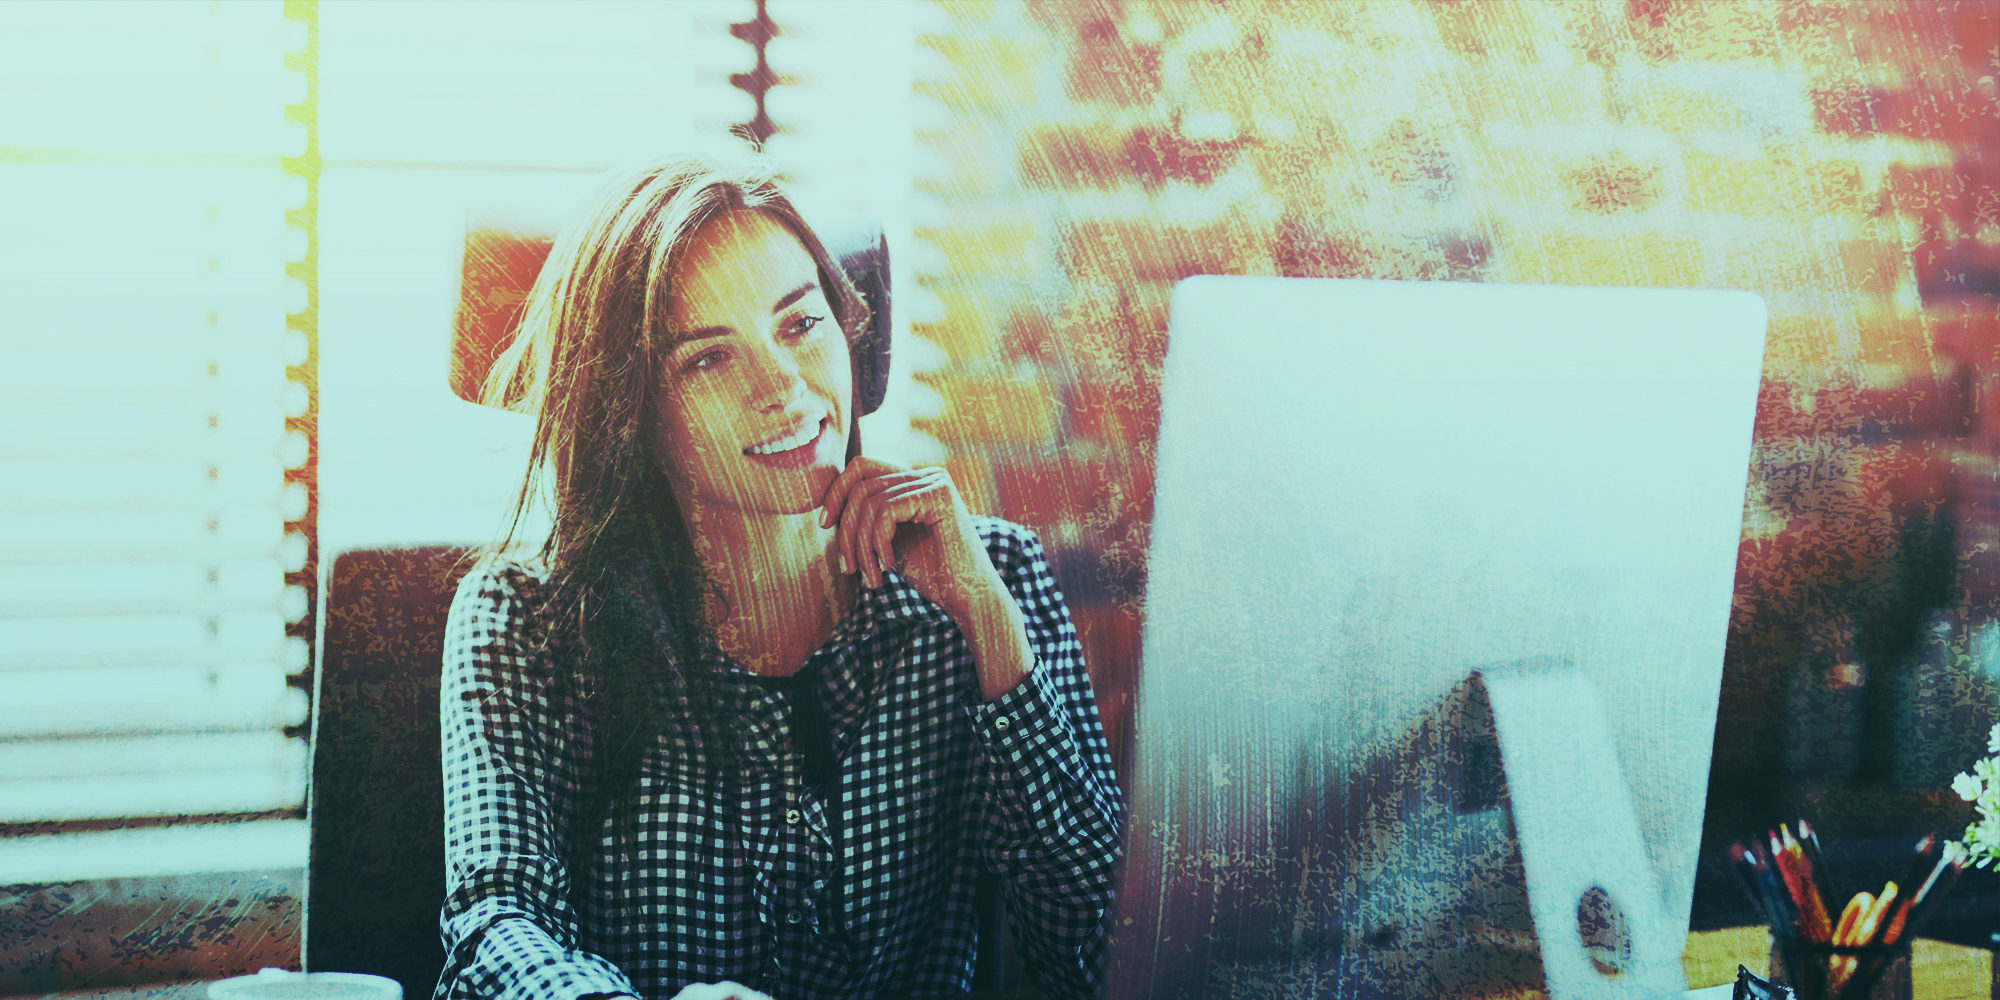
[741,417,830,470]
[744,415,823,455]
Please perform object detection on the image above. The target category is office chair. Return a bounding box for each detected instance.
[306,545,470,998]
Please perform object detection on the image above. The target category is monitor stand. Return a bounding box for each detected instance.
[1479,660,1687,998]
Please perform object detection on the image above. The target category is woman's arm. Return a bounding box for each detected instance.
[818,463,1126,998]
[956,576,1035,702]
[436,562,637,1000]
[960,519,1126,1000]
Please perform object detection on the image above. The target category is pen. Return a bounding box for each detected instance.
[1896,845,1963,943]
[1771,829,1832,941]
[1878,837,1946,945]
[1728,841,1778,929]
[1798,819,1841,908]
[1750,841,1799,939]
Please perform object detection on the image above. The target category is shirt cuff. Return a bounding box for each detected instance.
[478,916,636,1000]
[968,659,1071,757]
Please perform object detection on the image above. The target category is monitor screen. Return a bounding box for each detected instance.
[1110,276,1765,998]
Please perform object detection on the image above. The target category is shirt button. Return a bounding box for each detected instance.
[786,808,802,825]
[994,715,1012,731]
[786,910,803,925]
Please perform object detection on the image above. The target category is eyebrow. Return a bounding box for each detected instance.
[669,281,820,348]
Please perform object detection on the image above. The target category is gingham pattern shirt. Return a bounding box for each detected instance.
[435,517,1124,1000]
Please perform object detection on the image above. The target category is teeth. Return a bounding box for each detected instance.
[747,419,820,455]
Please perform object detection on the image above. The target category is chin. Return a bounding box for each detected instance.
[802,462,840,509]
[715,463,841,517]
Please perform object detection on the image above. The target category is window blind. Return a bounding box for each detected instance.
[762,0,945,467]
[0,0,308,825]
[1,0,929,849]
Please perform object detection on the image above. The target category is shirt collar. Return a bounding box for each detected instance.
[604,553,950,772]
[606,553,950,674]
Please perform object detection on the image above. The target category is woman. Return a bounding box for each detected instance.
[434,149,1124,1000]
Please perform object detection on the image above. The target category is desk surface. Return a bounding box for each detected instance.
[31,983,1745,1000]
[37,984,211,1000]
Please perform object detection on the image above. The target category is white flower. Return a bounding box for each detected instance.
[1988,722,2000,755]
[1974,817,2000,854]
[1956,770,1984,802]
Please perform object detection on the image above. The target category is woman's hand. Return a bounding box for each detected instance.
[819,457,1033,700]
[667,982,773,1000]
[819,458,996,615]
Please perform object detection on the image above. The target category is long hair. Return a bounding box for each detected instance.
[481,147,870,894]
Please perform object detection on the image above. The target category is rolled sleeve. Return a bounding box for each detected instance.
[434,561,636,1000]
[962,519,1125,1000]
[970,663,1082,781]
[443,907,632,1000]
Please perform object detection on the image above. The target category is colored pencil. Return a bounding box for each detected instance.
[1798,819,1841,907]
[1773,828,1833,941]
[1729,841,1780,930]
[1749,840,1798,939]
[1897,846,1962,943]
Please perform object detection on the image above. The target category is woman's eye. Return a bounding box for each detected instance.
[785,314,825,341]
[686,348,728,371]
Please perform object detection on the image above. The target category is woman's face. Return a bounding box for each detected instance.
[655,209,852,519]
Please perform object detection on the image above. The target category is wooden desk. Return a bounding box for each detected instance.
[35,983,212,1000]
[1683,927,1997,1000]
[21,969,1803,1000]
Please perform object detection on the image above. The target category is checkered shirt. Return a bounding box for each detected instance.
[435,517,1124,1000]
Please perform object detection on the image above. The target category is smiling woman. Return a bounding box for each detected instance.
[434,148,1123,1000]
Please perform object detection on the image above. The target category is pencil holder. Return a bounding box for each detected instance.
[1769,939,1912,1000]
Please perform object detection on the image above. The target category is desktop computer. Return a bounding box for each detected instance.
[1108,277,1766,999]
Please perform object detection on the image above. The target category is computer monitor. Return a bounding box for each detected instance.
[1109,277,1765,998]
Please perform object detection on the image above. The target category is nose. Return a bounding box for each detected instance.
[744,336,808,413]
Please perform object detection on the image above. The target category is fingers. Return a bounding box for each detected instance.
[857,476,906,588]
[821,456,888,578]
[871,498,896,588]
[867,474,955,587]
[672,983,772,1000]
[817,458,864,529]
[818,455,896,530]
[836,473,893,582]
[820,461,970,589]
[831,470,947,588]
[873,475,939,582]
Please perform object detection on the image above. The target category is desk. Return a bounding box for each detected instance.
[1683,927,1997,999]
[54,933,1993,1000]
[36,984,211,1000]
[22,979,1778,1000]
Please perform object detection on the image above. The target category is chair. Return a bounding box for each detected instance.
[305,545,474,998]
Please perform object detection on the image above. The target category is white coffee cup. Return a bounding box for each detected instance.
[208,968,403,1000]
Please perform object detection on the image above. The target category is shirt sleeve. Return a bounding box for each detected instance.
[962,519,1126,1000]
[434,561,637,1000]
